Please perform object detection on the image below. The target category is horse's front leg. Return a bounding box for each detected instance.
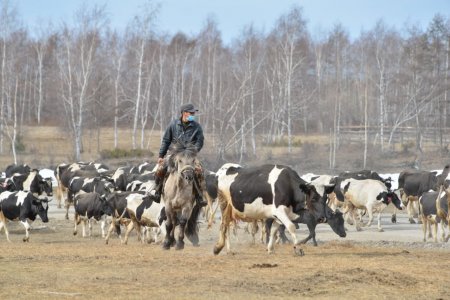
[176,205,192,250]
[163,209,175,250]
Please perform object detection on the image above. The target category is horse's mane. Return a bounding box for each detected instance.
[167,142,198,172]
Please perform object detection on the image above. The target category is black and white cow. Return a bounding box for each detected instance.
[341,178,403,232]
[55,162,109,208]
[264,204,346,246]
[122,193,166,244]
[0,191,50,242]
[65,176,115,220]
[112,164,156,191]
[73,192,113,238]
[104,191,134,244]
[213,163,336,255]
[8,169,53,199]
[5,164,31,178]
[394,165,449,223]
[419,187,449,243]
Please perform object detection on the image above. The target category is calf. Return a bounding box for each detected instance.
[73,192,112,238]
[0,191,50,242]
[342,179,403,232]
[265,206,346,246]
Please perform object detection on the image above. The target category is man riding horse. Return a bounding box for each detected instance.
[154,103,207,207]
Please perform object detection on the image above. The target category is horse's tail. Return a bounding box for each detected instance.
[186,202,201,237]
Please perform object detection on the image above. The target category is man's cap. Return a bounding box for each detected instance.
[180,103,198,114]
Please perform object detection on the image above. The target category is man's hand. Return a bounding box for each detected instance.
[158,157,164,165]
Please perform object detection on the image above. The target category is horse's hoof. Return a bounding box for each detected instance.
[378,228,384,232]
[162,242,171,250]
[175,241,185,250]
[409,219,416,224]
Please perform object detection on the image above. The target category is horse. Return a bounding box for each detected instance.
[161,143,202,250]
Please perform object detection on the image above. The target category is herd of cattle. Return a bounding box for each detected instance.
[0,161,449,254]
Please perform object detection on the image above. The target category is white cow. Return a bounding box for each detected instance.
[341,179,403,232]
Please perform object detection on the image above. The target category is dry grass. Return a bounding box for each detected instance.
[0,218,448,299]
[1,125,447,174]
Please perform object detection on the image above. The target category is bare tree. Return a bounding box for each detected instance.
[56,4,107,160]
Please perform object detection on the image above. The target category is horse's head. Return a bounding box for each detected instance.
[168,142,198,184]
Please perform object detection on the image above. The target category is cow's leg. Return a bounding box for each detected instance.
[391,207,397,224]
[267,221,280,254]
[363,206,374,228]
[213,203,231,255]
[20,220,31,242]
[421,215,428,242]
[300,219,317,246]
[351,209,362,231]
[413,200,422,223]
[427,222,433,238]
[432,221,438,243]
[123,221,135,245]
[105,219,115,244]
[249,221,258,244]
[377,212,384,232]
[100,218,106,238]
[439,220,445,242]
[81,219,87,237]
[407,202,416,224]
[88,219,93,237]
[73,213,80,236]
[0,213,11,242]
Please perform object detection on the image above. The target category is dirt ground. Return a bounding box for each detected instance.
[0,202,449,300]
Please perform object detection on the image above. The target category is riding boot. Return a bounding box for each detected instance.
[153,165,166,202]
[153,180,163,202]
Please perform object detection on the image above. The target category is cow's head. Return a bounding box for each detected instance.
[99,194,114,216]
[0,178,15,192]
[325,207,346,238]
[377,191,403,210]
[299,182,333,223]
[31,194,50,223]
[39,177,53,198]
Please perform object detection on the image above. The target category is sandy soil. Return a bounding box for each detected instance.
[0,201,449,300]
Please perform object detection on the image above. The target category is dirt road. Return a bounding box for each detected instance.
[0,201,448,299]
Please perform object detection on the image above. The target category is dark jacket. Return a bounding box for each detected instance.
[159,118,204,158]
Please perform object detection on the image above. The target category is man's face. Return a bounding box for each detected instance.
[182,111,195,122]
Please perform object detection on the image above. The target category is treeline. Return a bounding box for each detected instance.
[0,1,449,167]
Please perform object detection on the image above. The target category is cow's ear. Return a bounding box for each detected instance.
[376,192,387,200]
[324,183,335,194]
[299,183,311,194]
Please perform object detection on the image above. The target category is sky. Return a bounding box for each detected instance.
[15,0,450,44]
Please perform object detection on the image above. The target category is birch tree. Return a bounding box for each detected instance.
[56,4,106,160]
